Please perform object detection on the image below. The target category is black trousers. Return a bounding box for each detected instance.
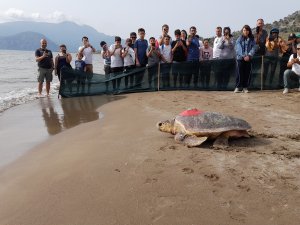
[236,60,252,88]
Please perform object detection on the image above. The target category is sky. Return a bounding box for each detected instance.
[0,0,299,39]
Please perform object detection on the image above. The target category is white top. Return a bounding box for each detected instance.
[213,36,222,58]
[199,40,203,49]
[109,44,123,68]
[78,46,93,64]
[122,47,135,67]
[289,54,300,75]
[159,44,172,63]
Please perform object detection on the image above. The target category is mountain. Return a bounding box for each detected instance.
[264,10,300,38]
[231,10,300,39]
[0,21,115,52]
[0,31,58,51]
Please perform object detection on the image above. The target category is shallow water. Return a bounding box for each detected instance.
[0,50,104,113]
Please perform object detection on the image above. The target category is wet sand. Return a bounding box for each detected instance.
[0,90,299,225]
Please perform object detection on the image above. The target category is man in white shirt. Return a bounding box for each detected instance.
[78,36,96,74]
[283,43,300,94]
[213,27,222,59]
[78,36,96,92]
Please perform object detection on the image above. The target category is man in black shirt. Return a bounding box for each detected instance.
[35,39,54,97]
[171,29,188,87]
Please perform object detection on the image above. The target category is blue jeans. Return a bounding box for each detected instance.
[283,69,300,88]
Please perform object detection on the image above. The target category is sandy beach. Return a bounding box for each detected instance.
[0,90,299,225]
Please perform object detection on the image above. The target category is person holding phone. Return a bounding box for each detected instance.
[35,39,54,97]
[109,36,124,91]
[54,44,72,81]
[216,27,236,89]
[147,37,163,88]
[78,36,96,92]
[172,29,187,87]
[100,41,111,91]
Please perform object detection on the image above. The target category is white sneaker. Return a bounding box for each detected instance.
[234,88,241,93]
[282,88,289,94]
[243,88,249,93]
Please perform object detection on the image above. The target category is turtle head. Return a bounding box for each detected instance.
[157,120,174,133]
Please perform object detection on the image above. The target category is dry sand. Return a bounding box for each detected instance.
[0,90,299,225]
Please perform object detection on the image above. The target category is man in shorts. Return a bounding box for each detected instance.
[35,39,54,97]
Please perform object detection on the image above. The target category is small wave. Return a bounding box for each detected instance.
[0,82,60,114]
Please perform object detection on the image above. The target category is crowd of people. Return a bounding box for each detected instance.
[35,19,300,96]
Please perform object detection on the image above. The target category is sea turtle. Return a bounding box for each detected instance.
[157,109,251,148]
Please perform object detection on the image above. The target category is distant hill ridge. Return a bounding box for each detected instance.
[0,31,58,51]
[0,21,115,52]
[231,10,300,39]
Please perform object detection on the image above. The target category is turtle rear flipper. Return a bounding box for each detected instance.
[175,133,207,147]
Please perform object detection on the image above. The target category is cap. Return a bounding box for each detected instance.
[296,33,300,38]
[289,33,296,39]
[270,28,279,34]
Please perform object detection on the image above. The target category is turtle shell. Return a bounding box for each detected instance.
[174,109,251,135]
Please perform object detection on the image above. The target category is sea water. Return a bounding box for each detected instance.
[0,50,104,113]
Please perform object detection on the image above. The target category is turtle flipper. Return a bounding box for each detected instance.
[213,135,229,149]
[175,133,207,147]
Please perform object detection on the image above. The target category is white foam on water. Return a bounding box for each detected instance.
[0,82,60,113]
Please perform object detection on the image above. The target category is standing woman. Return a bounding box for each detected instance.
[234,25,256,93]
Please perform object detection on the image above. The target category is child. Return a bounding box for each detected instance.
[75,53,86,92]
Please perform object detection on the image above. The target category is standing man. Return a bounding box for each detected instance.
[254,18,268,56]
[186,26,200,88]
[100,41,111,91]
[79,36,96,91]
[134,28,148,87]
[251,18,268,87]
[35,39,54,97]
[79,36,96,73]
[213,27,222,59]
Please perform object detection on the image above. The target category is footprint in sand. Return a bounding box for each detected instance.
[145,177,158,184]
[168,145,177,150]
[182,167,194,174]
[237,184,251,192]
[204,173,219,181]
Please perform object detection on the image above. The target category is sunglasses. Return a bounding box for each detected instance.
[297,48,300,50]
[130,36,137,39]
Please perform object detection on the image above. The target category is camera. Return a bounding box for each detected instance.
[268,36,274,42]
[62,49,66,54]
[151,42,156,47]
[256,26,260,34]
[44,49,48,53]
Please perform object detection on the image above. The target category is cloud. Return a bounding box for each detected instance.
[0,8,73,23]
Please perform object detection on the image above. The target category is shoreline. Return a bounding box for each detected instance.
[0,91,299,224]
[0,94,123,168]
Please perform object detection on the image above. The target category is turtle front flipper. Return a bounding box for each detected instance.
[175,133,207,147]
[213,135,229,149]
